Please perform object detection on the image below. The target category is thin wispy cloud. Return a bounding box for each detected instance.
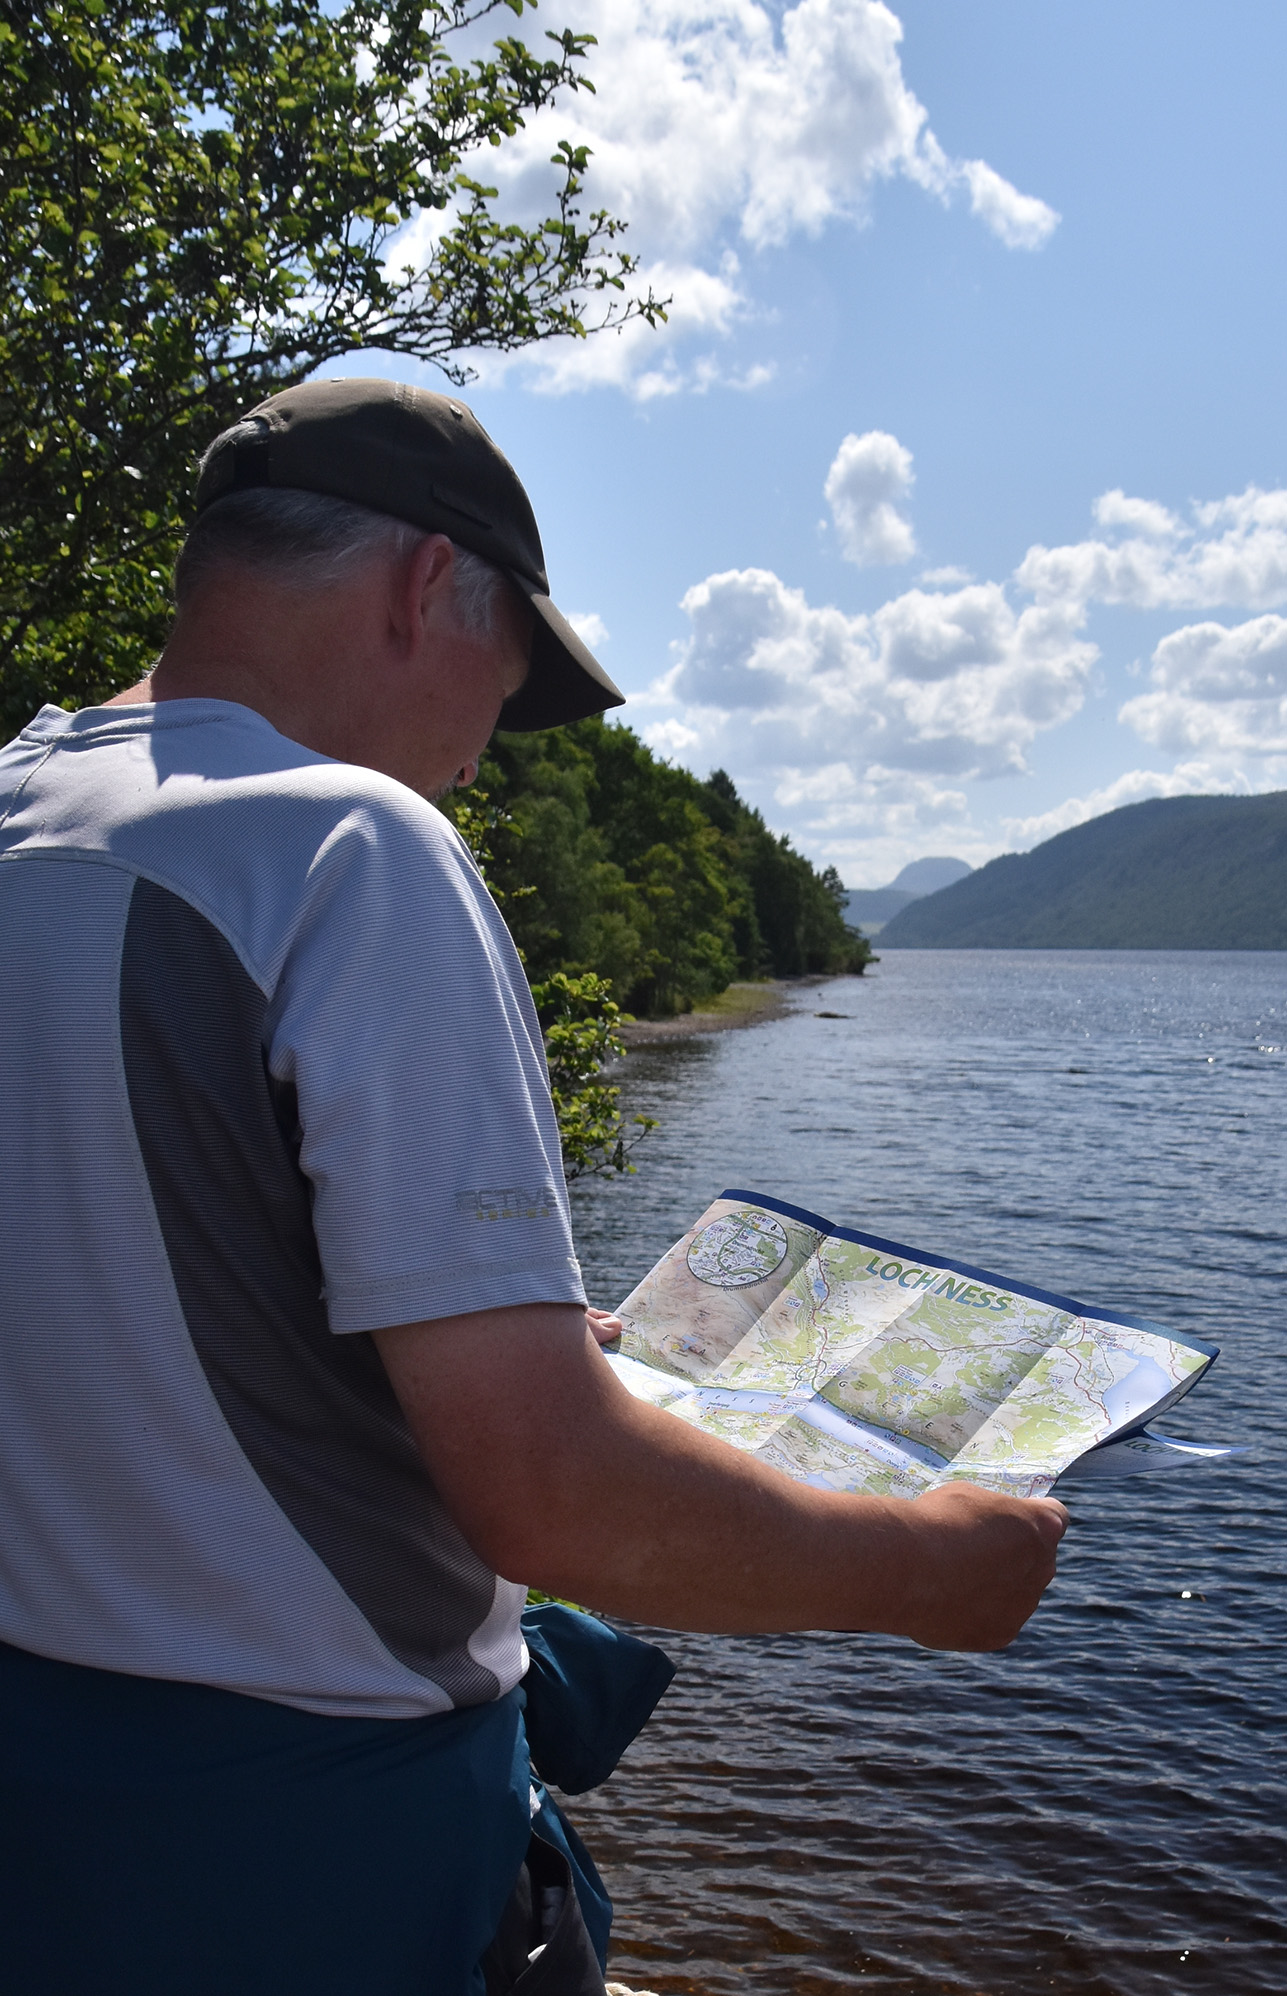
[1001,764,1256,849]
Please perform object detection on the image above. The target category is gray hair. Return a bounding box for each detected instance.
[173,487,508,637]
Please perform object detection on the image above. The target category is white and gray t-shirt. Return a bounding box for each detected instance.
[0,700,585,1718]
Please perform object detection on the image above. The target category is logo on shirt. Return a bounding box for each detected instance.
[456,1186,560,1222]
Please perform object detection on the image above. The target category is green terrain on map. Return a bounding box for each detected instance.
[609,1194,1214,1499]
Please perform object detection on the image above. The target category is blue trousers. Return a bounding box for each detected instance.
[0,1640,531,1996]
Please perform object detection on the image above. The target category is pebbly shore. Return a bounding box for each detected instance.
[616,979,799,1047]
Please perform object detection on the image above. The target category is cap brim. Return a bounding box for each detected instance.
[497,587,625,732]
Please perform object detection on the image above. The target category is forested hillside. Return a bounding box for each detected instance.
[446,718,873,1014]
[879,791,1287,949]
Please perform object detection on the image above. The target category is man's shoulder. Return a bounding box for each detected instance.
[134,705,486,967]
[15,696,463,855]
[2,700,486,990]
[177,705,466,854]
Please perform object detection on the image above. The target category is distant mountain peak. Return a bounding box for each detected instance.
[839,855,973,936]
[888,856,973,895]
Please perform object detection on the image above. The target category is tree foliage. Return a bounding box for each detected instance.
[444,725,872,1179]
[445,718,875,1017]
[0,0,661,734]
[529,971,654,1180]
[451,785,654,1178]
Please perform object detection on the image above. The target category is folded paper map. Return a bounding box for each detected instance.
[606,1190,1234,1500]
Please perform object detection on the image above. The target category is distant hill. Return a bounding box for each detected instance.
[888,856,973,895]
[842,855,972,934]
[878,792,1287,949]
[841,885,916,930]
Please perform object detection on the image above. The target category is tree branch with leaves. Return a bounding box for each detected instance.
[0,0,663,732]
[529,970,656,1180]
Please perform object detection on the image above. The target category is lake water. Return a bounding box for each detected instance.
[563,951,1286,1996]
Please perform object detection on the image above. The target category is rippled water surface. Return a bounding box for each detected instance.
[563,952,1287,1996]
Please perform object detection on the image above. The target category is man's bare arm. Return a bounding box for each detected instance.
[373,1303,1068,1652]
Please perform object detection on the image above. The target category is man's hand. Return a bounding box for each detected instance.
[586,1307,623,1345]
[374,1303,1068,1652]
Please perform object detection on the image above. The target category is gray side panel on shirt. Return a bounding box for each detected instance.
[119,874,500,1706]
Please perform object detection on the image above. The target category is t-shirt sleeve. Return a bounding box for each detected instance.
[264,794,586,1333]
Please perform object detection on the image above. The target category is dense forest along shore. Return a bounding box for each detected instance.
[446,719,873,1021]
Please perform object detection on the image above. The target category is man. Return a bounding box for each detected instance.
[0,379,1067,1994]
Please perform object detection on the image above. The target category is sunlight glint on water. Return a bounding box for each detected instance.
[565,951,1287,1996]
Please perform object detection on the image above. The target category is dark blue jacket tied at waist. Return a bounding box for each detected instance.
[482,1605,676,1996]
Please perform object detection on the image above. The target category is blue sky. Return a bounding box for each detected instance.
[330,0,1287,885]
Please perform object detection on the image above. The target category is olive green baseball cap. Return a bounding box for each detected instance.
[193,377,625,732]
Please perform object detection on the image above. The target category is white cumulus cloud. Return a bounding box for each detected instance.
[1092,489,1181,538]
[452,0,1059,394]
[768,764,984,885]
[640,474,1287,877]
[1002,484,1287,771]
[825,430,916,565]
[486,257,751,400]
[644,565,1094,793]
[1119,614,1287,757]
[567,610,611,648]
[1017,486,1287,612]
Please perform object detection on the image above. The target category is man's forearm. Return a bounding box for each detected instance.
[374,1304,1066,1651]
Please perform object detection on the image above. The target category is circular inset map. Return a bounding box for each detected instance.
[686,1211,790,1288]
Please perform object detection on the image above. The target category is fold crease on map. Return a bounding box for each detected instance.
[607,1190,1236,1501]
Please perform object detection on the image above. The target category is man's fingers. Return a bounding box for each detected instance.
[1032,1496,1071,1544]
[586,1307,624,1346]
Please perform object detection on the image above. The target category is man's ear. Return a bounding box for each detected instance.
[389,533,455,653]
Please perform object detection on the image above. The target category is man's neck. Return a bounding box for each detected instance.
[116,582,376,755]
